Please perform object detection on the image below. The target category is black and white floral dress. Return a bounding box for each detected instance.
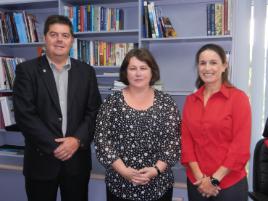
[94,90,181,201]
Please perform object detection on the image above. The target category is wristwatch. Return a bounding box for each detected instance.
[154,165,161,176]
[210,177,220,186]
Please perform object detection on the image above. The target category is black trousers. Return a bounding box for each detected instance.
[25,172,90,201]
[106,186,173,201]
[187,176,248,201]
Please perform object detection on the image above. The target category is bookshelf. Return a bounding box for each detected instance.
[0,0,233,96]
[140,0,233,95]
[0,0,58,60]
[58,0,139,94]
[0,0,250,200]
[0,0,60,177]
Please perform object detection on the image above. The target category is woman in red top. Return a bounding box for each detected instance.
[181,43,251,201]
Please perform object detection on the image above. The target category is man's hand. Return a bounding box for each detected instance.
[54,137,80,161]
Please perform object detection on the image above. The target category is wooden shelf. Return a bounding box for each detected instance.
[75,29,139,37]
[94,66,120,69]
[140,35,232,43]
[0,90,13,93]
[0,42,44,47]
[97,75,119,78]
[0,0,57,9]
[62,0,138,5]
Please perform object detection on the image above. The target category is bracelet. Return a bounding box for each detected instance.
[154,165,161,176]
[210,176,220,186]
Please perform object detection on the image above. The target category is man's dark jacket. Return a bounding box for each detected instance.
[13,55,101,180]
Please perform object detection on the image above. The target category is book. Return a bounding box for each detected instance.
[0,96,15,126]
[207,4,211,35]
[22,11,31,42]
[227,0,232,35]
[210,4,215,35]
[0,57,24,89]
[5,13,15,43]
[147,2,156,38]
[160,16,177,37]
[223,0,228,35]
[149,2,159,38]
[215,3,223,35]
[27,13,39,42]
[13,12,28,43]
[0,15,4,43]
[155,6,163,38]
[143,1,151,38]
[93,6,100,32]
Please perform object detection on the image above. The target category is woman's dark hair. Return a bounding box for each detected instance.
[44,15,74,36]
[195,43,232,88]
[119,48,160,85]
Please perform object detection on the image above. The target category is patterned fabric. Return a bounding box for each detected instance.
[94,90,181,201]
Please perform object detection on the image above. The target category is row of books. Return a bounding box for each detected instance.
[0,11,39,44]
[70,39,137,66]
[63,5,124,33]
[143,1,177,38]
[0,57,25,90]
[207,0,232,36]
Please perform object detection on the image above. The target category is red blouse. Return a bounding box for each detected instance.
[181,84,251,189]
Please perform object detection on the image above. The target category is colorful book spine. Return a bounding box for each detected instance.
[13,12,28,43]
[210,4,215,36]
[155,6,163,38]
[143,1,150,38]
[100,6,105,31]
[71,40,136,66]
[207,4,211,36]
[215,3,223,35]
[149,2,159,38]
[119,9,124,30]
[73,6,78,32]
[227,0,232,34]
[86,5,91,31]
[147,2,156,38]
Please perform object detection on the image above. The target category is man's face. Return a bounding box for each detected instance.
[44,23,73,58]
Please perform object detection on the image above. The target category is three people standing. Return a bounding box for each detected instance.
[13,13,251,201]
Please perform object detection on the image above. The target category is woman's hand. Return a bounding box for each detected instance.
[194,176,220,197]
[119,167,142,182]
[119,167,151,185]
[129,167,159,185]
[132,167,158,185]
[112,159,141,183]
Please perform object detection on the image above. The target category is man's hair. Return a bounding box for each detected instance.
[44,15,74,36]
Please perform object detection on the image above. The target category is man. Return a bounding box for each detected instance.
[13,15,102,201]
